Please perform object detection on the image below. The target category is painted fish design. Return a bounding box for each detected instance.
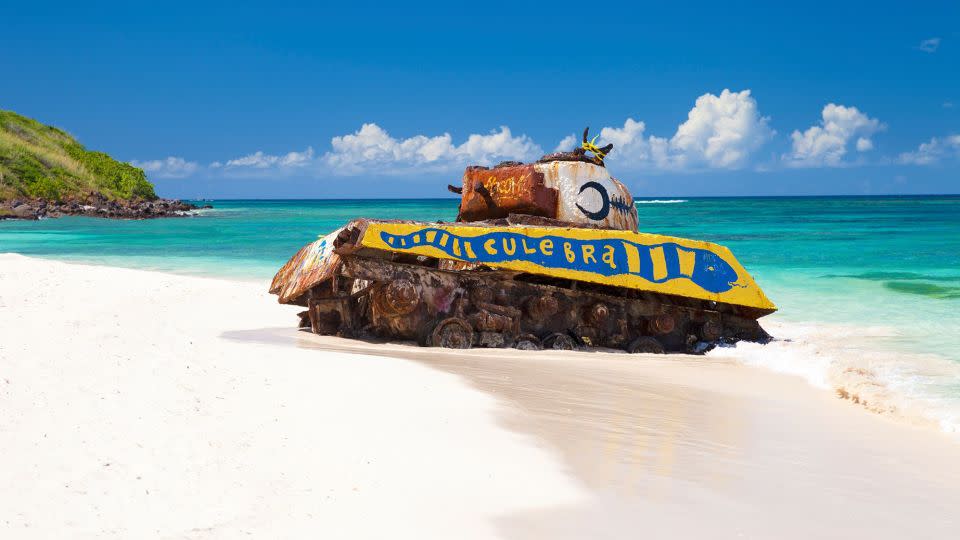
[379,228,741,294]
[610,194,634,215]
[575,181,635,221]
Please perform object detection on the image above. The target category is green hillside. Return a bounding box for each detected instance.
[0,110,156,202]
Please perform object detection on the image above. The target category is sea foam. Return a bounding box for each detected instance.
[634,199,688,204]
[714,318,960,436]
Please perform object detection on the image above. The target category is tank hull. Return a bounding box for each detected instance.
[272,218,775,353]
[359,220,775,313]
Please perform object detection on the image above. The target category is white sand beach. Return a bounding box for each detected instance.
[1,253,958,539]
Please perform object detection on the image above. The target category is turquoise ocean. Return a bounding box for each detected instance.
[2,196,959,432]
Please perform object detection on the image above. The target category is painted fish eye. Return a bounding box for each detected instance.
[707,266,716,271]
[576,181,610,221]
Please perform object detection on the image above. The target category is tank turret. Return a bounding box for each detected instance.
[451,128,639,231]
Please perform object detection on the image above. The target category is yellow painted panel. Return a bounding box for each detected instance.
[624,243,641,273]
[678,249,695,277]
[359,222,776,312]
[650,246,668,281]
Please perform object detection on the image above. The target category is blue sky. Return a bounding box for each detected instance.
[2,0,957,198]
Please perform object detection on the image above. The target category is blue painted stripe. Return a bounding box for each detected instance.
[379,228,740,293]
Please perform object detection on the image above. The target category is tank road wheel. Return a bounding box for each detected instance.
[430,318,474,349]
[526,295,559,319]
[700,319,723,342]
[543,333,577,351]
[586,303,610,326]
[514,334,543,351]
[374,279,419,317]
[627,336,665,355]
[649,314,676,335]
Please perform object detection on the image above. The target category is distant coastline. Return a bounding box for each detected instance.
[0,109,209,220]
[140,194,960,202]
[0,195,208,221]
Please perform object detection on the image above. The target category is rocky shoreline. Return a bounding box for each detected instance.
[0,195,212,220]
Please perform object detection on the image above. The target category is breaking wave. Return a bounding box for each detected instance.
[634,199,688,204]
[713,318,960,437]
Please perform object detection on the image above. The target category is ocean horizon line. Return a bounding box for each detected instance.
[177,193,960,202]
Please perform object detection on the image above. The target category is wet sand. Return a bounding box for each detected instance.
[230,329,960,539]
[3,253,958,539]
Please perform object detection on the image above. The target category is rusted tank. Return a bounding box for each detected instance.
[270,128,776,353]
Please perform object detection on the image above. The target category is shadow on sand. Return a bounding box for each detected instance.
[221,327,769,538]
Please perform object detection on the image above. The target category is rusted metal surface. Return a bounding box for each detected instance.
[537,127,613,166]
[306,253,770,353]
[456,160,638,232]
[269,215,774,353]
[430,318,474,349]
[355,220,776,313]
[270,228,344,305]
[457,164,557,223]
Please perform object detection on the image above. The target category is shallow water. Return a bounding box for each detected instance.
[2,195,959,431]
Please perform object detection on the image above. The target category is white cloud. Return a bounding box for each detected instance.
[324,124,453,172]
[321,123,542,175]
[599,118,670,168]
[944,101,955,109]
[785,104,883,167]
[918,37,941,53]
[133,125,541,179]
[225,147,315,169]
[597,89,773,170]
[898,135,960,165]
[553,134,578,153]
[130,156,199,179]
[669,89,775,168]
[459,127,541,163]
[134,91,939,179]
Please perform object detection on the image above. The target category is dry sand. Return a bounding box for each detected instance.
[1,253,957,539]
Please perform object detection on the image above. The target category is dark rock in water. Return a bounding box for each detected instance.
[11,203,39,220]
[0,195,209,221]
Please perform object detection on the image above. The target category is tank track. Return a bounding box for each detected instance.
[299,251,770,354]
